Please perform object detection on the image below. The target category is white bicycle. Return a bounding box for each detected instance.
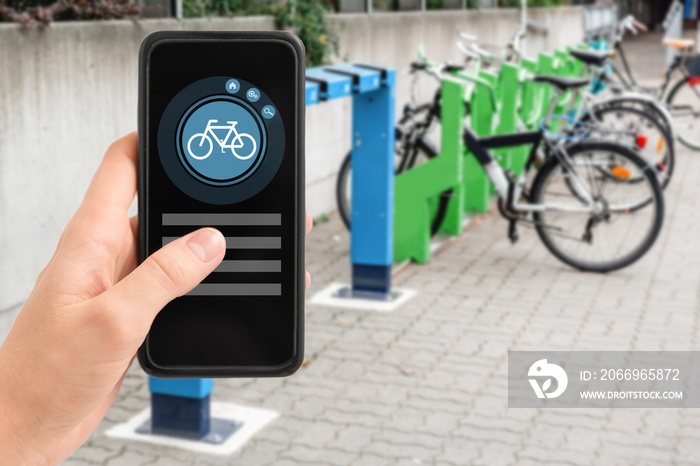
[187,119,257,161]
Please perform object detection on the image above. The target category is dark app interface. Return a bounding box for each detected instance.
[146,41,298,368]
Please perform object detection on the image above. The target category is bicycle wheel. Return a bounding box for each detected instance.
[531,141,664,272]
[336,153,353,230]
[336,123,446,234]
[584,105,674,190]
[187,133,213,160]
[666,77,700,150]
[597,96,674,143]
[231,133,257,160]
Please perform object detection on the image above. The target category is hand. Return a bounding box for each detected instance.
[0,133,312,465]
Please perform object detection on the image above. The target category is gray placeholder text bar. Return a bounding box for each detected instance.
[214,260,281,273]
[162,213,281,226]
[186,283,281,296]
[162,237,281,249]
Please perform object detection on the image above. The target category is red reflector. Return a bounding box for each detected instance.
[636,134,648,148]
[689,77,700,86]
[657,162,666,171]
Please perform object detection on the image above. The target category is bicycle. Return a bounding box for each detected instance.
[565,49,675,190]
[460,74,664,271]
[602,14,700,150]
[337,49,672,234]
[455,32,675,190]
[339,60,664,270]
[336,83,451,235]
[187,119,257,161]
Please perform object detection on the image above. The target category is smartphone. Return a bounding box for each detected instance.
[137,31,305,378]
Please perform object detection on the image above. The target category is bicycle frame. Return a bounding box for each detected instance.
[611,43,681,98]
[566,53,679,144]
[203,119,243,152]
[407,50,642,216]
[463,124,650,215]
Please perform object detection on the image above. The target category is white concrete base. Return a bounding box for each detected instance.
[105,402,278,456]
[309,282,417,312]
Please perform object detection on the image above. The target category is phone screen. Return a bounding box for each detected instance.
[139,34,304,376]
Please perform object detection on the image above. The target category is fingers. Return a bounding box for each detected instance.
[129,214,138,238]
[80,132,138,216]
[93,228,225,330]
[114,215,139,283]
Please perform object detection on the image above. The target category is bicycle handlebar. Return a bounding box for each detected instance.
[410,59,428,72]
[632,20,648,32]
[471,43,495,63]
[458,30,478,43]
[457,41,481,61]
[616,15,646,42]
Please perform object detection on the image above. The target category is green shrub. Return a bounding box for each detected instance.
[0,0,138,25]
[271,0,339,66]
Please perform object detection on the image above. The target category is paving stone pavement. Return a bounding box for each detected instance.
[45,33,700,465]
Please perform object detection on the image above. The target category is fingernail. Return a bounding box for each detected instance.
[187,228,224,262]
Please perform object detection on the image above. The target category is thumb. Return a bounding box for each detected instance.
[99,228,226,326]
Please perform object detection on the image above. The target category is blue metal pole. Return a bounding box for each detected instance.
[349,70,396,297]
[148,377,213,439]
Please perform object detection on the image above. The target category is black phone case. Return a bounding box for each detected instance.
[137,31,305,378]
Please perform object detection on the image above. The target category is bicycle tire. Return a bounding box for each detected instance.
[583,105,674,190]
[335,124,409,230]
[597,96,673,141]
[187,133,213,160]
[336,152,352,230]
[336,145,449,236]
[231,133,257,160]
[666,77,700,150]
[531,141,664,273]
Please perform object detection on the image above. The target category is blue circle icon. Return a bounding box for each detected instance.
[225,79,240,94]
[178,98,266,185]
[262,105,276,119]
[159,76,286,204]
[246,88,261,102]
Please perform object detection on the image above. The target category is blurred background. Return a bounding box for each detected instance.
[2,0,671,313]
[4,0,700,464]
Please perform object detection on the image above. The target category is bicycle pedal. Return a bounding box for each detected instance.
[508,220,519,244]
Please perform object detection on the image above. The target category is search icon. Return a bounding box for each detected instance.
[262,105,276,120]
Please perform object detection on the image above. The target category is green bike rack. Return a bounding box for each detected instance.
[394,78,466,264]
[393,46,592,264]
[496,63,528,176]
[460,72,496,214]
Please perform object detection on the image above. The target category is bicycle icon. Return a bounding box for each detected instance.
[187,119,257,161]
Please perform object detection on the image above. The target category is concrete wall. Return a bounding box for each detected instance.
[0,8,583,310]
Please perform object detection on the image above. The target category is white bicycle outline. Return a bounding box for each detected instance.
[186,119,257,161]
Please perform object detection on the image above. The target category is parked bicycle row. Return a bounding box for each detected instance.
[336,14,699,273]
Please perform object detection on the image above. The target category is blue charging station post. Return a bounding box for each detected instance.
[348,67,395,298]
[147,378,213,439]
[307,64,396,300]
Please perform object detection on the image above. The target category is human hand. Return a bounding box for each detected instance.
[0,133,312,465]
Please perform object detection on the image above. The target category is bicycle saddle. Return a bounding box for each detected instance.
[443,62,464,72]
[533,75,590,91]
[410,60,427,71]
[662,38,695,50]
[569,49,612,66]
